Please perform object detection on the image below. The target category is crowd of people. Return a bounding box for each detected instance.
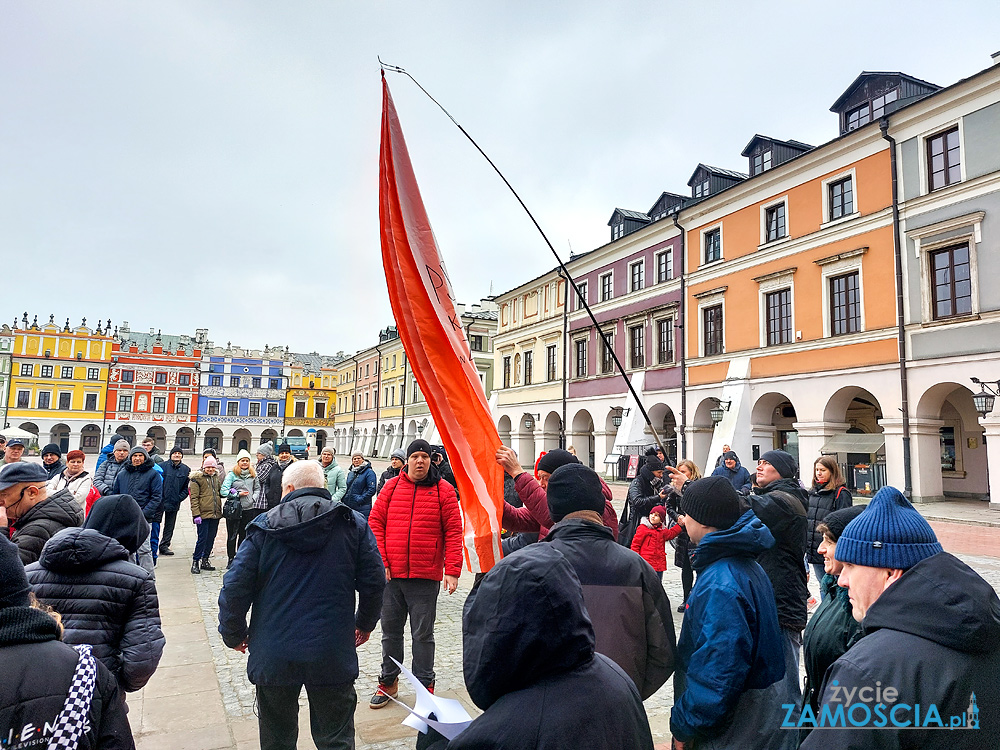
[1,428,999,749]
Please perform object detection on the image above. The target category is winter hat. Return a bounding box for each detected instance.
[202,447,218,458]
[256,443,274,458]
[0,461,49,491]
[202,457,218,469]
[85,494,150,554]
[41,443,62,458]
[128,446,149,461]
[819,504,866,543]
[0,536,30,608]
[644,446,662,458]
[390,449,406,462]
[236,449,253,464]
[114,439,131,452]
[278,443,292,454]
[681,476,742,530]
[536,449,579,475]
[835,487,942,570]
[723,451,738,461]
[650,505,667,518]
[644,455,664,472]
[759,450,797,479]
[546,463,605,523]
[406,439,432,458]
[169,446,184,458]
[65,450,86,462]
[321,445,335,456]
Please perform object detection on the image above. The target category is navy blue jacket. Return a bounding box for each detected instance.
[112,455,163,523]
[671,510,787,746]
[343,462,377,515]
[160,460,191,513]
[217,487,386,687]
[710,459,752,493]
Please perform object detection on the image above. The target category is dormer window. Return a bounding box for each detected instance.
[612,222,625,240]
[846,88,899,131]
[751,149,772,175]
[692,178,710,198]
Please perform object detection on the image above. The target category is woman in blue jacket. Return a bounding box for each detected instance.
[343,451,376,520]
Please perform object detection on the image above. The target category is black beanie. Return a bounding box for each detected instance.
[0,536,30,608]
[821,504,866,542]
[41,443,62,458]
[759,450,797,479]
[681,476,742,530]
[406,439,433,458]
[644,456,664,472]
[277,443,292,454]
[85,494,151,554]
[546,463,605,523]
[536,449,579,475]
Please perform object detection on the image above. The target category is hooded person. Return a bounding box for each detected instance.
[377,449,405,495]
[710,450,752,493]
[40,443,66,481]
[343,450,377,521]
[26,494,165,693]
[416,544,654,750]
[317,445,347,502]
[0,536,135,750]
[619,455,667,548]
[93,439,132,495]
[0,461,83,564]
[670,476,790,749]
[802,487,1000,749]
[112,446,163,572]
[157,446,190,555]
[540,463,676,700]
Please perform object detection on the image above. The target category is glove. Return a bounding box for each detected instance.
[193,516,202,525]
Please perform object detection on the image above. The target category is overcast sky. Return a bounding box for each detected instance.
[2,1,998,355]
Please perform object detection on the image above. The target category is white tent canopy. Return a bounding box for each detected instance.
[0,427,39,439]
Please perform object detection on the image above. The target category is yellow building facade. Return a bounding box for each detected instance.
[284,353,341,454]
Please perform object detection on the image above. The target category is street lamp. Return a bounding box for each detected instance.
[611,407,630,428]
[522,413,540,431]
[710,398,731,425]
[971,378,999,418]
[417,421,425,437]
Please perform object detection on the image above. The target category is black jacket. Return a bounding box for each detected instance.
[619,466,662,549]
[804,552,1000,749]
[430,543,653,750]
[43,458,66,481]
[749,478,809,631]
[160,460,191,513]
[113,454,163,521]
[377,465,401,495]
[0,607,135,750]
[26,520,164,692]
[805,483,852,563]
[3,489,83,564]
[544,519,676,699]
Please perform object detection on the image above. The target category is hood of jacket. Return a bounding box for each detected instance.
[83,493,150,553]
[17,488,82,532]
[254,487,354,553]
[757,476,808,503]
[462,543,595,710]
[37,527,130,572]
[862,551,1000,654]
[691,509,776,571]
[124,447,155,473]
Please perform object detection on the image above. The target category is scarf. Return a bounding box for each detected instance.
[0,606,61,646]
[47,645,98,750]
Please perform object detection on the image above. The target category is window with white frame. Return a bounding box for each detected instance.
[152,396,167,413]
[58,392,72,410]
[267,403,278,417]
[629,261,644,292]
[907,212,982,324]
[84,393,98,411]
[816,248,866,337]
[600,331,615,374]
[926,126,961,192]
[227,402,239,416]
[657,318,674,364]
[546,345,558,381]
[176,397,189,414]
[207,400,220,415]
[656,250,673,282]
[575,281,588,309]
[755,268,796,348]
[629,324,645,369]
[696,288,727,357]
[574,339,587,378]
[763,200,788,243]
[119,394,133,412]
[600,273,613,302]
[703,228,722,264]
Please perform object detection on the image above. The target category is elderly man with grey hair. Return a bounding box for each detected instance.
[219,459,386,750]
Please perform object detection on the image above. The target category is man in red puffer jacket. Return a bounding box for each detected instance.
[368,439,462,708]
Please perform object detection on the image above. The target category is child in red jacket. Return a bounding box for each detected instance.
[630,505,682,581]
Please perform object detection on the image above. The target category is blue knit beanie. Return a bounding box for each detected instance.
[835,486,942,569]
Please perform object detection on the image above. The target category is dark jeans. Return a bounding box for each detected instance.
[193,518,220,561]
[256,683,356,750]
[379,578,439,687]
[160,511,178,549]
[227,508,265,560]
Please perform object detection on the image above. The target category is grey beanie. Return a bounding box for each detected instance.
[114,439,131,451]
[256,442,274,458]
[390,449,406,462]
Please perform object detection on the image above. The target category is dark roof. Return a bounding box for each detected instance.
[830,71,940,111]
[740,134,815,157]
[687,163,748,186]
[607,208,651,225]
[463,309,499,321]
[647,192,687,215]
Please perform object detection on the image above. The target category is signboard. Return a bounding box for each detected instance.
[627,454,640,479]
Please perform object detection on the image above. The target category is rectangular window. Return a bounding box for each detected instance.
[88,367,99,380]
[84,393,98,411]
[227,402,239,416]
[154,372,166,385]
[178,373,190,386]
[267,403,278,417]
[657,318,674,364]
[927,126,961,191]
[703,305,724,356]
[205,436,220,450]
[152,397,167,413]
[269,378,280,389]
[210,375,221,387]
[600,273,613,302]
[118,394,132,412]
[630,261,644,292]
[692,178,710,198]
[846,103,871,131]
[176,397,189,414]
[20,363,32,377]
[752,149,772,175]
[830,272,861,335]
[294,402,305,418]
[765,289,793,346]
[765,204,787,242]
[61,366,74,379]
[575,339,587,378]
[656,251,673,282]
[601,332,615,374]
[576,281,588,308]
[546,345,558,381]
[612,222,625,240]
[121,370,134,383]
[315,402,326,418]
[41,365,53,378]
[629,325,645,369]
[930,244,972,319]
[82,434,99,448]
[249,402,260,417]
[523,351,533,385]
[208,401,220,415]
[469,334,486,352]
[829,177,854,220]
[413,380,420,403]
[230,376,240,387]
[175,435,190,450]
[17,390,29,408]
[502,356,511,388]
[38,391,51,409]
[58,392,71,410]
[252,377,261,388]
[705,229,721,263]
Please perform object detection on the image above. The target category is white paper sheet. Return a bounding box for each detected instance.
[388,657,473,740]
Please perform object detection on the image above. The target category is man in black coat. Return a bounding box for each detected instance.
[158,447,190,556]
[802,487,1000,748]
[542,463,675,700]
[113,446,163,571]
[0,462,83,564]
[40,443,66,480]
[418,543,654,750]
[218,460,386,750]
[26,494,165,692]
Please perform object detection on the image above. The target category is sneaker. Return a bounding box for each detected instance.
[200,560,216,571]
[369,680,397,709]
[159,547,175,556]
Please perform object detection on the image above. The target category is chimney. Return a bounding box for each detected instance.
[992,50,1000,66]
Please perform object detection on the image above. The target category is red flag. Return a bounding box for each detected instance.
[379,74,504,573]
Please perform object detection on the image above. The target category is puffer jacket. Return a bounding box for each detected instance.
[221,469,260,511]
[160,460,191,513]
[47,469,93,511]
[3,488,83,564]
[501,472,619,541]
[343,461,377,516]
[112,450,163,522]
[26,527,165,692]
[189,470,223,519]
[94,437,118,471]
[629,517,682,573]
[93,456,127,495]
[805,483,852,564]
[618,466,664,548]
[321,460,347,503]
[370,466,462,581]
